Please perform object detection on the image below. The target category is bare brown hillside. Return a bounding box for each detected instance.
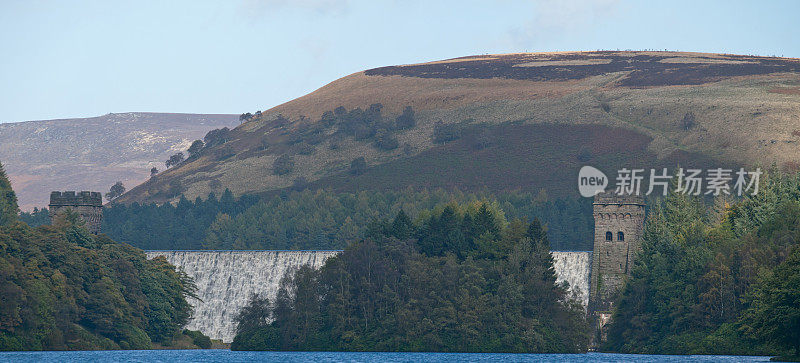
[115,51,800,205]
[0,113,239,210]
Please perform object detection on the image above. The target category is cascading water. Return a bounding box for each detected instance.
[146,250,339,343]
[551,251,592,307]
[147,250,592,343]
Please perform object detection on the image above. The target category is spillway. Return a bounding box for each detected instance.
[147,250,592,342]
[146,250,339,343]
[551,251,592,307]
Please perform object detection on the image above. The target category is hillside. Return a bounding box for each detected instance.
[0,112,238,210]
[116,51,800,205]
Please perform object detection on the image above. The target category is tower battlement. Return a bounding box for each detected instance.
[592,192,645,206]
[49,191,103,234]
[49,191,103,207]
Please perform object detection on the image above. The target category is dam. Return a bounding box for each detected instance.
[147,250,592,343]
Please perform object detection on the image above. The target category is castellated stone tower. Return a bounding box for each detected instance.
[49,191,103,234]
[588,192,645,333]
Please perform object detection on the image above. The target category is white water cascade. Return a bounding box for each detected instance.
[147,250,592,343]
[551,251,592,307]
[146,250,339,343]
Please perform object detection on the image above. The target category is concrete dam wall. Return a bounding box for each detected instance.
[147,250,592,343]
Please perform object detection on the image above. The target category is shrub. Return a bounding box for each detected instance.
[214,145,236,160]
[395,106,416,129]
[320,111,336,127]
[465,127,491,150]
[291,177,309,191]
[350,157,367,175]
[273,154,294,176]
[183,329,212,349]
[373,134,399,151]
[433,121,463,143]
[167,179,183,198]
[304,132,325,145]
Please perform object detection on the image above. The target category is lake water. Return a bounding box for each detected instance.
[0,350,773,362]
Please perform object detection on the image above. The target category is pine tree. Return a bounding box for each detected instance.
[220,189,236,215]
[390,210,413,240]
[741,245,800,357]
[0,161,19,226]
[474,203,500,240]
[527,218,547,249]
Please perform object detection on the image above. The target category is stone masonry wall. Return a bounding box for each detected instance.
[49,191,103,234]
[588,193,645,313]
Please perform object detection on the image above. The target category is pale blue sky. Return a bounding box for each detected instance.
[1,0,798,123]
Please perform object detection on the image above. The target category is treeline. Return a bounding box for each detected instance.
[103,189,258,250]
[604,170,800,359]
[151,105,419,198]
[231,202,589,352]
[100,188,592,251]
[0,163,202,350]
[294,104,415,152]
[18,206,50,227]
[178,104,417,174]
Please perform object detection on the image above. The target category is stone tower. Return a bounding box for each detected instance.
[588,192,645,336]
[49,191,103,234]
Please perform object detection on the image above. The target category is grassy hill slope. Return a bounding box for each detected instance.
[0,112,238,210]
[115,51,800,205]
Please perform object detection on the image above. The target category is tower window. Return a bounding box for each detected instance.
[605,231,613,241]
[618,231,625,241]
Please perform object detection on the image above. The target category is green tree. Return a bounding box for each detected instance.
[395,106,415,129]
[0,174,198,350]
[106,181,126,201]
[18,207,49,227]
[165,152,185,168]
[0,162,17,226]
[232,201,589,353]
[741,242,800,357]
[204,127,231,147]
[604,171,800,356]
[187,139,205,157]
[103,188,593,252]
[390,210,413,240]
